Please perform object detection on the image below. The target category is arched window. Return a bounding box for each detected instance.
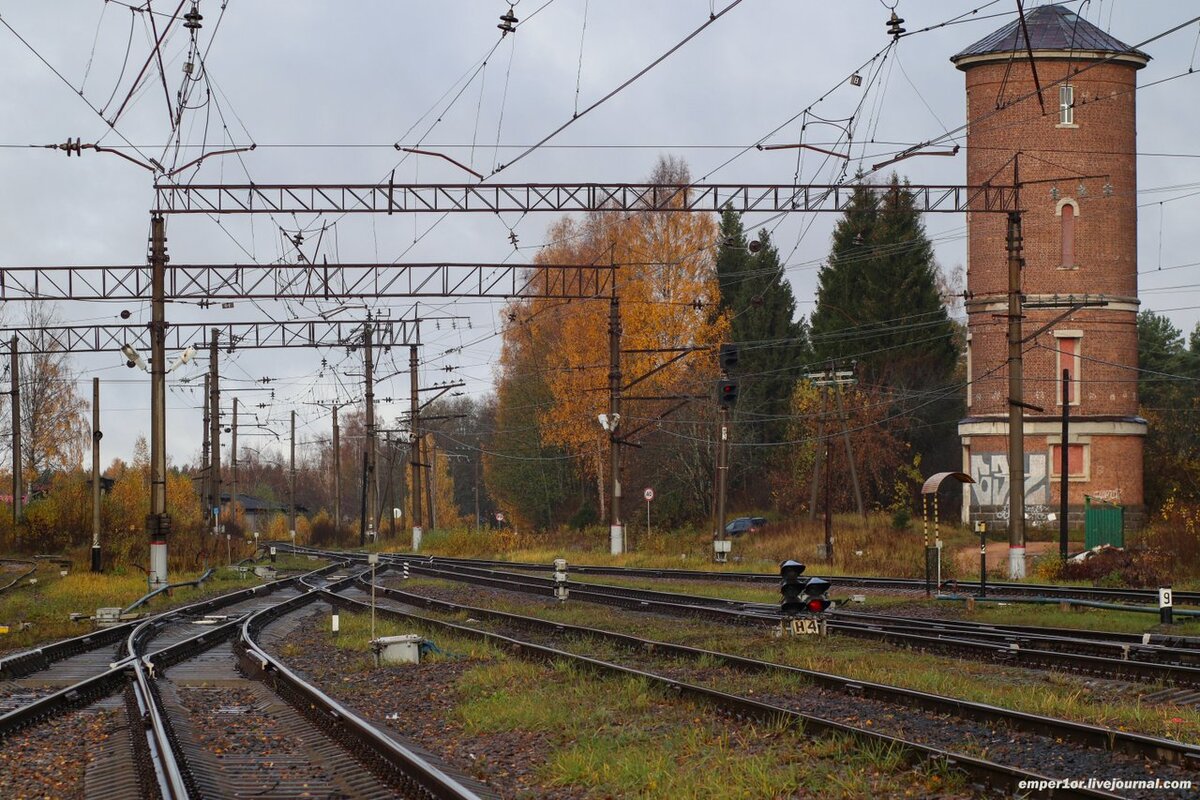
[1056,199,1079,269]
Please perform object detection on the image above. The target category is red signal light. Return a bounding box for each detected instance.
[806,598,830,614]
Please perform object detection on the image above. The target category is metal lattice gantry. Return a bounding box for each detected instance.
[0,318,421,354]
[0,262,616,302]
[152,182,1020,215]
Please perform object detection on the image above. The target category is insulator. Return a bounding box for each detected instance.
[498,7,518,34]
[184,4,203,30]
[886,11,906,39]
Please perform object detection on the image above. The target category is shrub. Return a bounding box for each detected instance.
[1063,547,1169,588]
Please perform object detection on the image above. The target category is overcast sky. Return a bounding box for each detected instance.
[1,0,1198,468]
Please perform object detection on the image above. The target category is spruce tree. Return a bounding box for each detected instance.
[714,207,809,501]
[811,174,962,471]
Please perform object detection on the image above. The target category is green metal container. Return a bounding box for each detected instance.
[1084,495,1124,549]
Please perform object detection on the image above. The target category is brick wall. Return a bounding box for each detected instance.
[958,55,1145,521]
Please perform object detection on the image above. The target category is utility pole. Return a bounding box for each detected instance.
[607,292,623,555]
[201,373,210,518]
[428,443,437,532]
[409,344,423,550]
[806,368,862,561]
[1060,368,1070,561]
[832,374,865,518]
[808,404,825,523]
[147,215,169,589]
[358,449,368,547]
[386,439,398,539]
[363,317,376,542]
[230,397,238,530]
[91,378,101,572]
[10,337,20,525]
[1006,209,1027,579]
[713,343,737,554]
[714,404,730,546]
[474,455,481,532]
[332,405,341,534]
[824,433,833,563]
[209,327,221,536]
[289,409,296,541]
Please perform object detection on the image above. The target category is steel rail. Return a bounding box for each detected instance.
[236,587,485,800]
[0,558,37,594]
[278,545,1200,651]
[389,559,1200,688]
[0,561,343,681]
[0,566,352,797]
[430,562,1200,665]
[0,612,247,740]
[126,615,209,800]
[374,552,1200,607]
[358,575,1200,769]
[318,586,1121,799]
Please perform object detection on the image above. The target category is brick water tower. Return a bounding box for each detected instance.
[952,6,1148,576]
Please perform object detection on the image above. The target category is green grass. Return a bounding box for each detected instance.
[0,562,271,652]
[454,657,963,798]
[384,582,1200,746]
[299,609,963,797]
[956,600,1197,634]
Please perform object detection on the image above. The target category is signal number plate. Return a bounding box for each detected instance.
[788,618,825,636]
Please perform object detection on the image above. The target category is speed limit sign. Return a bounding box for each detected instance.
[643,487,654,502]
[1160,587,1173,608]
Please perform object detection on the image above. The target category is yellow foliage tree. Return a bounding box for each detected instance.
[527,178,729,467]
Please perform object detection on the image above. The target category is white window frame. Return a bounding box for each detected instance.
[965,332,973,408]
[1053,330,1082,407]
[1059,84,1075,126]
[1048,440,1091,482]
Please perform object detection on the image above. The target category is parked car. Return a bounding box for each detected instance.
[725,516,767,536]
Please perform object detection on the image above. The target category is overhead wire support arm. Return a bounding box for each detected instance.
[0,262,617,301]
[151,182,1021,215]
[756,142,850,160]
[0,319,422,355]
[395,147,484,180]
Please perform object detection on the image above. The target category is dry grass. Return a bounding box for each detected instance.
[0,563,265,651]
[395,514,976,579]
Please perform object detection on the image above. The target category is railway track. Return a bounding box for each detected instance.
[365,551,1198,607]
[0,564,486,799]
[312,576,1185,799]
[369,554,1200,689]
[0,558,37,595]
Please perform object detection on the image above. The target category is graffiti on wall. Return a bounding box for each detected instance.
[970,453,1049,519]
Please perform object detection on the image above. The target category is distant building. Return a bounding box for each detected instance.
[220,493,307,533]
[952,7,1148,531]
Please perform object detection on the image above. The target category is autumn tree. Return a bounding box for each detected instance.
[13,305,90,481]
[426,395,495,527]
[485,298,576,530]
[538,158,728,496]
[784,379,913,516]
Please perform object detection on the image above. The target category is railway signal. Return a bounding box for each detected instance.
[779,560,808,615]
[780,561,830,635]
[717,379,739,408]
[802,578,832,614]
